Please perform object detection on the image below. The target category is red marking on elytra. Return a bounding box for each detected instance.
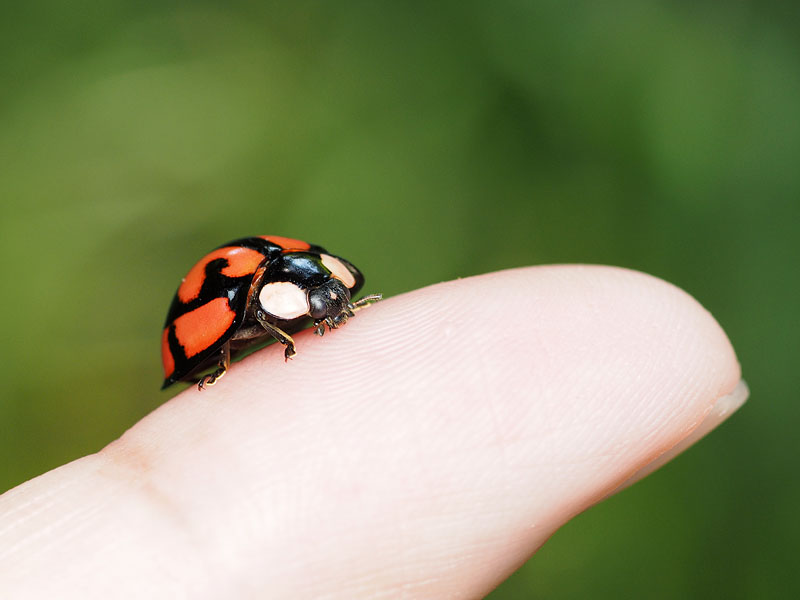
[161,328,175,378]
[261,235,311,252]
[173,297,236,358]
[178,246,265,303]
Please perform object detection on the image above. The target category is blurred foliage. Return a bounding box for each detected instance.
[1,0,798,597]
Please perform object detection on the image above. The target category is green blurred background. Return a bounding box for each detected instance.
[1,1,798,597]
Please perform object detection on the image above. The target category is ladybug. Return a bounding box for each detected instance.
[161,235,381,390]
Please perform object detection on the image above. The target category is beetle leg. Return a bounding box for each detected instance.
[313,315,344,335]
[314,294,382,336]
[255,310,297,360]
[198,342,230,390]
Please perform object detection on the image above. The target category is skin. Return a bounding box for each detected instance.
[0,265,746,599]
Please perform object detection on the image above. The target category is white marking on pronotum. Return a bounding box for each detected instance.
[320,254,356,288]
[259,281,310,320]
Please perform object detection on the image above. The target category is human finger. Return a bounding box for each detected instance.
[0,265,743,599]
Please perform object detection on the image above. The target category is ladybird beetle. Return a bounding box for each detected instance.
[161,235,381,390]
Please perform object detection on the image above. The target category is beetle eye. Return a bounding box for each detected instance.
[308,290,328,319]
